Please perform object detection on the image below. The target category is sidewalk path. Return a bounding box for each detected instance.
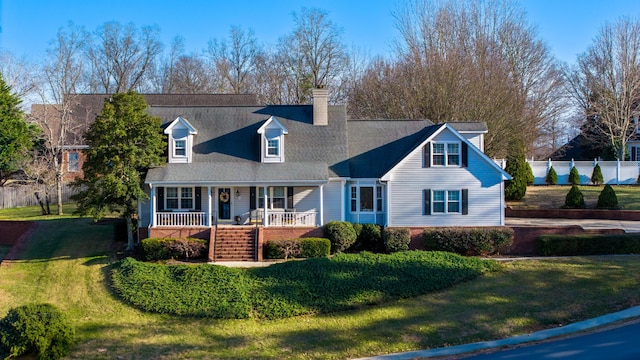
[506,217,640,232]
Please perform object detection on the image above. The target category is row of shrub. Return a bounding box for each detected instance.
[321,221,411,254]
[140,237,208,261]
[562,184,619,209]
[537,234,640,256]
[112,252,500,319]
[0,303,75,360]
[544,163,605,185]
[423,227,514,256]
[264,238,331,259]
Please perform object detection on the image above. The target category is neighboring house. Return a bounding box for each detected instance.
[139,89,511,244]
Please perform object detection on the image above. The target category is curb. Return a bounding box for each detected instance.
[355,306,640,359]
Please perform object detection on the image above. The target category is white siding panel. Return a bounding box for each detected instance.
[387,129,504,227]
[323,181,343,223]
[295,187,318,212]
[234,187,251,223]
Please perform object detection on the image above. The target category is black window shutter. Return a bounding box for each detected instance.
[424,144,431,168]
[195,187,201,211]
[287,187,294,209]
[423,189,431,215]
[249,187,256,210]
[462,142,468,167]
[462,189,468,215]
[632,147,637,161]
[157,187,164,211]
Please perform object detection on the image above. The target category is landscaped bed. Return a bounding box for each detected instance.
[111,251,500,319]
[508,185,640,210]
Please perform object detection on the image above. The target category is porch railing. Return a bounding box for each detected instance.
[156,212,207,227]
[267,211,317,227]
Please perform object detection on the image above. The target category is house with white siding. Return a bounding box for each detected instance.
[138,88,511,257]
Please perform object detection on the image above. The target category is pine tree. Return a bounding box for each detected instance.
[72,92,165,249]
[569,166,580,185]
[591,164,604,185]
[563,185,586,209]
[597,184,618,209]
[546,166,558,185]
[504,143,528,201]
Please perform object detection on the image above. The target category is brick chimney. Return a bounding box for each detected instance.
[312,87,328,126]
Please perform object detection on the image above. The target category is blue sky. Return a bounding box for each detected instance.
[0,0,639,65]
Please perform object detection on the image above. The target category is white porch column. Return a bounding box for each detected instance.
[319,184,324,226]
[386,182,391,227]
[207,185,212,227]
[263,186,268,226]
[340,179,346,222]
[150,184,156,227]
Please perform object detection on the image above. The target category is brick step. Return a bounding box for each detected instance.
[215,240,254,246]
[214,256,255,261]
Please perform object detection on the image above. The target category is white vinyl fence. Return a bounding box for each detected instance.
[0,183,77,209]
[495,159,640,185]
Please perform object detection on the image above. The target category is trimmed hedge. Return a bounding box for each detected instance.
[563,185,585,209]
[546,166,558,185]
[422,227,514,256]
[140,237,208,261]
[264,238,331,259]
[591,164,604,185]
[322,221,357,253]
[0,303,75,360]
[569,166,580,185]
[537,234,640,256]
[112,252,500,319]
[383,227,410,253]
[597,184,619,209]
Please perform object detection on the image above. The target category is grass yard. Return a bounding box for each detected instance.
[508,185,640,210]
[1,206,640,359]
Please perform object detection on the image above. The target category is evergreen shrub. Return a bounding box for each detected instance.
[569,166,580,185]
[383,227,411,253]
[597,184,619,209]
[322,221,357,253]
[563,185,585,209]
[140,237,207,261]
[504,147,528,200]
[546,166,558,185]
[265,238,331,259]
[0,303,75,360]
[356,223,383,252]
[591,164,604,185]
[422,227,514,256]
[526,162,535,185]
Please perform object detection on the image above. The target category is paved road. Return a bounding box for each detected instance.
[462,320,640,359]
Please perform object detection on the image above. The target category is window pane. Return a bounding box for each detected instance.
[267,139,279,156]
[448,191,460,213]
[166,187,178,198]
[181,198,193,209]
[376,186,383,212]
[433,143,445,153]
[433,202,445,213]
[432,190,445,213]
[175,140,186,156]
[273,187,284,197]
[68,152,79,172]
[433,155,445,165]
[432,191,445,201]
[272,198,285,208]
[166,199,178,209]
[360,187,373,211]
[181,188,192,198]
[447,143,459,154]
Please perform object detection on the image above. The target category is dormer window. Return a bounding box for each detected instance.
[267,139,279,156]
[174,139,186,157]
[257,116,288,163]
[164,116,197,164]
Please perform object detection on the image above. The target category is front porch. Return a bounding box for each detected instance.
[146,185,326,228]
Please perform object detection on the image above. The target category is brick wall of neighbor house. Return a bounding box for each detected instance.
[63,149,86,181]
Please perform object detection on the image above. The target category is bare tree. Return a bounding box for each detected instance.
[206,26,261,94]
[352,0,565,157]
[30,22,89,215]
[86,22,163,93]
[564,17,640,160]
[0,50,38,108]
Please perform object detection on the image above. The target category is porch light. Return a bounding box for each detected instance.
[235,189,240,198]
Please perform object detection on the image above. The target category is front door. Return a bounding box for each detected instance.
[218,188,232,220]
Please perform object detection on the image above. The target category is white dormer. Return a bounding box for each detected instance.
[164,116,197,163]
[257,116,288,163]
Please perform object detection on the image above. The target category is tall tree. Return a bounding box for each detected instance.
[87,22,163,93]
[349,0,564,158]
[72,92,165,249]
[564,17,640,160]
[31,22,89,215]
[0,73,37,185]
[206,26,261,94]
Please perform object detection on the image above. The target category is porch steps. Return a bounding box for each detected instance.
[212,227,256,261]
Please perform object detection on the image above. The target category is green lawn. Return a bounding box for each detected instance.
[1,207,640,359]
[508,185,640,210]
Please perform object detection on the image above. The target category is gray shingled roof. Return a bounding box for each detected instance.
[145,105,349,183]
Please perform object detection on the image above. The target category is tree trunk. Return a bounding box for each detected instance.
[56,170,63,215]
[126,217,135,251]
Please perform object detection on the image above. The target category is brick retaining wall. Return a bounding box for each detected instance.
[506,207,640,221]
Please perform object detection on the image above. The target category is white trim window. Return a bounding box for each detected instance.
[267,139,279,156]
[174,139,186,157]
[432,142,460,166]
[350,185,384,213]
[432,190,461,214]
[165,187,194,210]
[258,186,292,209]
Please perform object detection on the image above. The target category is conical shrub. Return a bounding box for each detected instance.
[591,164,604,185]
[546,166,558,185]
[563,185,585,209]
[569,166,580,185]
[597,184,618,209]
